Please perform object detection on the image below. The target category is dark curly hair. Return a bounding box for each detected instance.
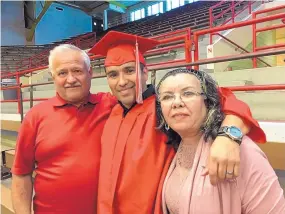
[156,68,225,150]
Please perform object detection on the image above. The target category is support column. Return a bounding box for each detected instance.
[27,1,53,41]
[163,0,167,12]
[104,9,108,31]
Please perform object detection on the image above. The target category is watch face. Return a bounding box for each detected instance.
[229,126,242,138]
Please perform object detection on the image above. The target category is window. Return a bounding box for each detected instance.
[160,2,163,14]
[142,8,145,18]
[131,8,145,21]
[148,2,163,16]
[135,10,141,20]
[152,3,159,15]
[148,6,151,16]
[172,0,180,9]
[131,12,135,21]
[167,0,185,11]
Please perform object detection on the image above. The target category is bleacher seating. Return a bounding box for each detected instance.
[109,1,248,37]
[1,1,284,213]
[1,1,249,74]
[1,45,51,72]
[1,32,96,74]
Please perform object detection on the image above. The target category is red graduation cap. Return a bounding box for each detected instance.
[89,31,159,104]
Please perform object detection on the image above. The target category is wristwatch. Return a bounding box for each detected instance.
[218,126,243,145]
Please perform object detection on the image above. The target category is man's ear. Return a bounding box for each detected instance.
[142,67,148,82]
[87,66,92,76]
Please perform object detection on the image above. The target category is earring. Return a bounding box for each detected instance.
[165,124,170,130]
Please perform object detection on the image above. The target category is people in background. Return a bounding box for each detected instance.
[11,44,117,214]
[88,31,266,214]
[156,68,285,214]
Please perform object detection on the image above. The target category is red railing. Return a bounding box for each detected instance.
[228,84,285,92]
[81,29,193,69]
[1,29,191,80]
[252,4,285,68]
[209,0,258,44]
[1,5,285,116]
[194,8,285,70]
[148,47,285,71]
[2,46,284,118]
[1,32,96,75]
[212,32,271,67]
[1,28,193,115]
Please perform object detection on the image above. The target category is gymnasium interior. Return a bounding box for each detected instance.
[1,0,285,213]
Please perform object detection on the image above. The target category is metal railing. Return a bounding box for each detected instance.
[1,5,285,117]
[1,32,96,74]
[194,8,285,70]
[252,4,285,68]
[0,28,192,115]
[2,46,285,121]
[209,0,260,44]
[212,32,271,68]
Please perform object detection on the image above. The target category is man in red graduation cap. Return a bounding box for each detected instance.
[89,31,266,214]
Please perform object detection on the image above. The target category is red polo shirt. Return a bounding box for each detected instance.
[12,93,117,214]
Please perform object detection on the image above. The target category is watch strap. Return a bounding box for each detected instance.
[217,126,242,145]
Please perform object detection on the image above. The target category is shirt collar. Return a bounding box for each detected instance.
[142,84,156,100]
[51,93,98,107]
[119,84,156,117]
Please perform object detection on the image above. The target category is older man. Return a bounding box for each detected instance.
[11,44,116,214]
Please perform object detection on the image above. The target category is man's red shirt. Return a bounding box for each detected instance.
[12,93,117,214]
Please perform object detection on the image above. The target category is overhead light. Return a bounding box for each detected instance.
[101,24,103,27]
[94,22,97,26]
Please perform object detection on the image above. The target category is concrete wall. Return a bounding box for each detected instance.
[35,1,92,45]
[212,66,285,121]
[276,27,285,66]
[206,2,264,72]
[227,29,277,70]
[155,66,285,121]
[208,1,285,72]
[1,1,26,45]
[4,64,285,120]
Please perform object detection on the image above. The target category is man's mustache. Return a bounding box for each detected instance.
[64,84,81,88]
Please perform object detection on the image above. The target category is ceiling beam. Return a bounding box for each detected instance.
[88,1,108,10]
[26,1,54,41]
[106,0,127,9]
[55,1,91,12]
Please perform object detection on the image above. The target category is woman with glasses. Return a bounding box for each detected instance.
[156,68,285,214]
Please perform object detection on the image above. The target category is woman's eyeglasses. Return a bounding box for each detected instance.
[158,90,205,105]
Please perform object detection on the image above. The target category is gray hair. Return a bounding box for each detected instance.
[156,68,225,150]
[48,44,91,75]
